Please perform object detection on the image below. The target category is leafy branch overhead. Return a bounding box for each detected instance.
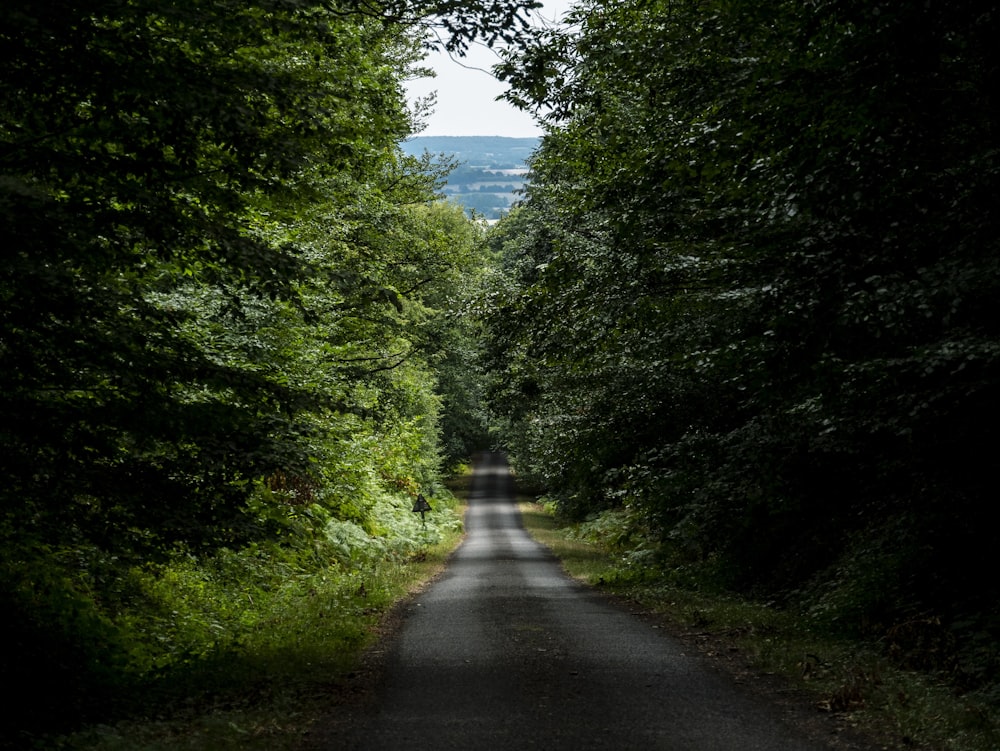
[323,0,542,52]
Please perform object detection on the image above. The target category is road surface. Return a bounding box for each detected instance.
[311,452,862,750]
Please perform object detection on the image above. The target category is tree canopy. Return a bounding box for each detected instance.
[485,0,1000,686]
[1,0,527,736]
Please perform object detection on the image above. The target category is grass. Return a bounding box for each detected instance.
[518,499,1000,751]
[44,487,470,751]
[517,496,610,581]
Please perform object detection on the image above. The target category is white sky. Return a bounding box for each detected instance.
[404,1,574,137]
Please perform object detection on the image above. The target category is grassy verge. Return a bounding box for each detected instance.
[518,498,1000,751]
[45,475,471,751]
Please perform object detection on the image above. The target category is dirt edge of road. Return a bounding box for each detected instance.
[600,591,892,751]
[297,557,451,748]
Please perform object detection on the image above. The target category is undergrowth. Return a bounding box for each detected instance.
[16,475,470,751]
[519,499,1000,751]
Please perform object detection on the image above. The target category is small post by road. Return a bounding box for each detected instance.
[412,492,432,524]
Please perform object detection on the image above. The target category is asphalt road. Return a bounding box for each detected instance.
[315,452,857,750]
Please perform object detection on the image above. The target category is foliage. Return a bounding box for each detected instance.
[0,0,509,742]
[48,483,466,751]
[485,0,1000,701]
[525,501,1000,751]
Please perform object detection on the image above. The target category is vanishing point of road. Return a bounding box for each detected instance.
[309,452,872,750]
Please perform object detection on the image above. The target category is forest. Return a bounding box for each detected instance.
[484,0,1000,716]
[2,0,999,746]
[0,0,520,743]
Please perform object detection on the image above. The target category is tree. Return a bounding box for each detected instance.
[3,0,398,555]
[488,0,1000,663]
[1,0,532,735]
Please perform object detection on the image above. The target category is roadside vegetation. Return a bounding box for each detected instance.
[37,471,470,751]
[519,498,1000,751]
[484,2,999,749]
[1,0,515,746]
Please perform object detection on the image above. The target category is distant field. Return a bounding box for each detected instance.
[400,136,539,220]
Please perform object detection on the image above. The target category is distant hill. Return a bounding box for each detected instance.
[400,136,540,220]
[401,136,539,168]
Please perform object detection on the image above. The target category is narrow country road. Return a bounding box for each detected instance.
[312,452,862,750]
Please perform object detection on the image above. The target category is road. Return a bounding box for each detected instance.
[312,452,860,750]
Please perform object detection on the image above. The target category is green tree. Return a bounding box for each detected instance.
[1,0,534,736]
[488,0,1000,671]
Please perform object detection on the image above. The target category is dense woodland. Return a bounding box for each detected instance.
[484,0,1000,707]
[0,0,521,742]
[2,0,999,745]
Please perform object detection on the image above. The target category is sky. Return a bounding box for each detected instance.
[404,1,573,138]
